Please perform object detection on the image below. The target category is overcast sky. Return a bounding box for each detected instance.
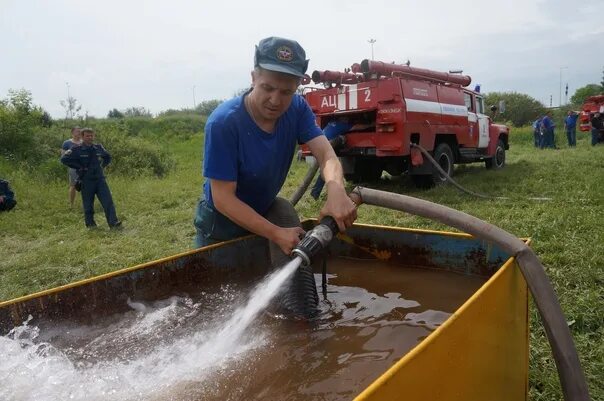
[2,0,603,117]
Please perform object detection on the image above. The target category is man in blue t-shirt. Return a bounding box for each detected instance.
[564,111,579,147]
[194,37,357,256]
[61,126,82,207]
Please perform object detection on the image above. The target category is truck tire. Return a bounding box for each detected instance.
[485,139,506,170]
[432,143,454,185]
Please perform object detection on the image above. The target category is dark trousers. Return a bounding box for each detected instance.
[592,129,601,146]
[566,128,576,147]
[540,128,554,149]
[533,130,540,147]
[0,199,16,211]
[194,197,296,249]
[81,178,118,226]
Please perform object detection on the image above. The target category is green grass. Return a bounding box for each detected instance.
[1,127,602,400]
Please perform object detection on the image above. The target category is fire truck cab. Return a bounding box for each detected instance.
[302,60,510,187]
[579,95,604,132]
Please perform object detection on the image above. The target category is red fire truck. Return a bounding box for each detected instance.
[579,94,604,132]
[302,60,510,187]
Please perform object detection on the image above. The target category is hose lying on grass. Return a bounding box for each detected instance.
[411,143,552,201]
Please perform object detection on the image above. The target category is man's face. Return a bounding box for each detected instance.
[82,131,94,145]
[72,129,81,140]
[250,69,299,122]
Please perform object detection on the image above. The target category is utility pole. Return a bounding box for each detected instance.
[368,38,376,60]
[193,85,197,110]
[559,66,567,108]
[65,82,71,119]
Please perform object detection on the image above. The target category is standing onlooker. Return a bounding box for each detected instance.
[61,127,82,207]
[60,128,122,228]
[532,117,542,148]
[591,112,603,146]
[0,179,17,212]
[540,111,555,149]
[564,111,579,147]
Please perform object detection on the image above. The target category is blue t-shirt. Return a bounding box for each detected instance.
[202,93,323,215]
[541,116,554,130]
[564,114,578,129]
[323,120,353,140]
[62,139,80,151]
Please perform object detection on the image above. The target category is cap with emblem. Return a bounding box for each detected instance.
[254,36,309,78]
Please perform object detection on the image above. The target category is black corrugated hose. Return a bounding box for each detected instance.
[264,197,318,318]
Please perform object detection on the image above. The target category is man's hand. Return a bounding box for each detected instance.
[320,181,357,232]
[271,226,306,255]
[0,195,4,204]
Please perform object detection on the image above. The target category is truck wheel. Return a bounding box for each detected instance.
[485,139,506,170]
[432,143,454,184]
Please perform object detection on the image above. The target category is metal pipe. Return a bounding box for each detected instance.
[360,59,472,87]
[311,70,363,85]
[348,186,590,401]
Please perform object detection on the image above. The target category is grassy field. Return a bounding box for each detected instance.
[1,126,602,400]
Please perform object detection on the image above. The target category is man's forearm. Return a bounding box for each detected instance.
[320,154,345,189]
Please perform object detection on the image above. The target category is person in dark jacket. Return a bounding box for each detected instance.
[591,112,604,146]
[60,128,121,228]
[0,179,17,212]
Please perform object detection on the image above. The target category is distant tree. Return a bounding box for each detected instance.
[123,106,152,118]
[195,99,223,116]
[40,111,53,127]
[601,66,604,88]
[484,91,546,127]
[0,89,47,160]
[60,94,82,120]
[107,108,124,119]
[569,84,603,106]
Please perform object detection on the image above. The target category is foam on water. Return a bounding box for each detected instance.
[0,258,302,401]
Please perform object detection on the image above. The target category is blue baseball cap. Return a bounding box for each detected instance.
[254,37,309,78]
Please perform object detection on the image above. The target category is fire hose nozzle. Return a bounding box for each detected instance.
[291,216,339,266]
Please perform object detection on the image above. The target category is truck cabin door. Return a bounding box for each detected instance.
[464,92,479,147]
[475,95,489,148]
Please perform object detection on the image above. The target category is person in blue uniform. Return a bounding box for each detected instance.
[564,111,579,147]
[532,117,542,148]
[0,179,17,212]
[540,112,555,149]
[194,36,357,254]
[60,128,121,228]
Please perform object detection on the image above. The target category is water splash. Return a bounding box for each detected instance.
[0,257,302,401]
